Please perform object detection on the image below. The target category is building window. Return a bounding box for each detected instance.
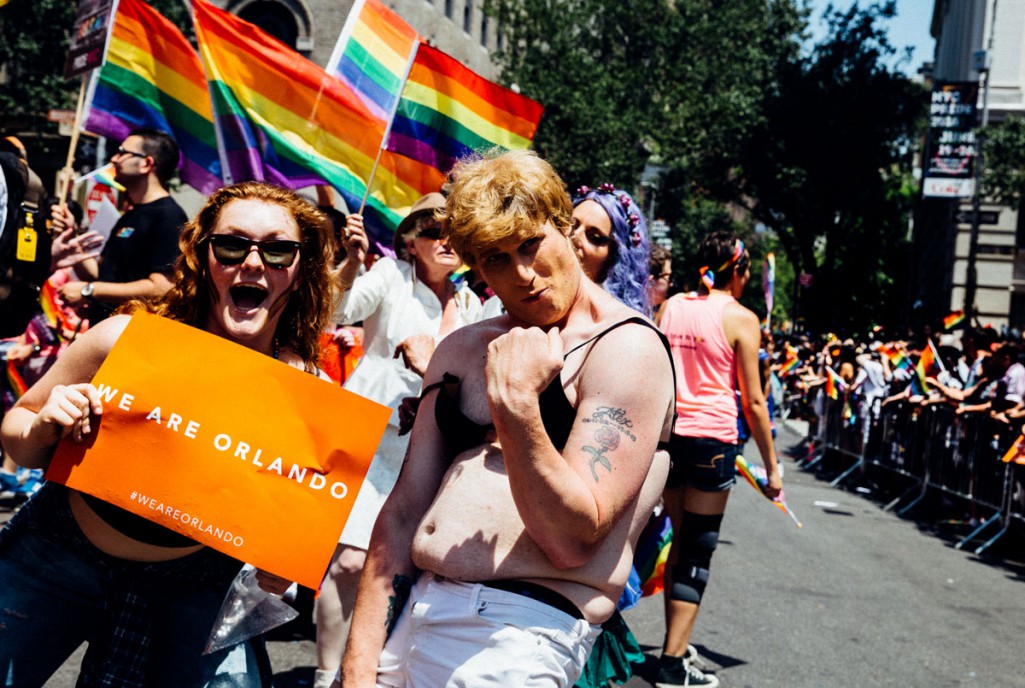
[445,0,453,18]
[463,0,472,33]
[237,0,298,50]
[496,20,504,51]
[480,14,488,46]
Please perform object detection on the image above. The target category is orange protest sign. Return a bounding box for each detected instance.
[48,312,390,588]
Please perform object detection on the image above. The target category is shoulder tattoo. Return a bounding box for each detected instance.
[581,425,621,483]
[581,405,637,442]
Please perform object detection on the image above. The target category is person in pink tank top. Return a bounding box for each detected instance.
[654,231,783,688]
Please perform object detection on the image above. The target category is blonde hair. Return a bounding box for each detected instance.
[145,181,337,371]
[439,149,573,264]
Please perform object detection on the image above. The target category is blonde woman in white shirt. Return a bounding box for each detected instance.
[314,193,483,688]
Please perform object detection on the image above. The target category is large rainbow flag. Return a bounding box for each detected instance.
[83,0,222,194]
[386,42,544,174]
[325,0,420,124]
[192,0,441,238]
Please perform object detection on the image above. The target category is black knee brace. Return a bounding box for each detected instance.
[669,512,724,604]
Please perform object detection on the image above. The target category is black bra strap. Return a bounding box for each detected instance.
[420,372,461,400]
[562,316,678,443]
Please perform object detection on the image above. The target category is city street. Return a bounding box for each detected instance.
[28,419,1025,687]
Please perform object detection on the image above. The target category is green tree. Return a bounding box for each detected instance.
[707,1,927,334]
[0,0,78,141]
[0,0,192,144]
[485,0,805,192]
[981,114,1025,210]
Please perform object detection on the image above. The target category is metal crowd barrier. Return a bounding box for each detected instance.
[806,395,1023,555]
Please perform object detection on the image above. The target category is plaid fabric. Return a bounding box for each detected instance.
[0,483,243,687]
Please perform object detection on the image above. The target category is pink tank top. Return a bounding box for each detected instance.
[659,292,738,441]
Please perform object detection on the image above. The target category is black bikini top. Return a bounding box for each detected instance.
[423,317,676,458]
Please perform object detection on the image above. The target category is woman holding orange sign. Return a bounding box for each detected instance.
[0,181,337,687]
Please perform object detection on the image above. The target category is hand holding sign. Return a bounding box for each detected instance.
[34,383,104,444]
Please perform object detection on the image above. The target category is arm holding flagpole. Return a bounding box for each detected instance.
[336,214,369,292]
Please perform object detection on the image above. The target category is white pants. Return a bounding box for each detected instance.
[377,574,601,688]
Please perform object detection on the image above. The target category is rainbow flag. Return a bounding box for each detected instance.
[634,510,673,597]
[449,264,471,285]
[1001,433,1025,464]
[192,0,442,239]
[386,42,544,174]
[880,343,914,373]
[38,280,78,339]
[83,0,222,194]
[75,163,126,193]
[824,366,845,401]
[736,455,801,527]
[779,353,801,378]
[843,396,857,425]
[943,309,965,331]
[917,339,944,380]
[5,360,27,401]
[326,0,420,123]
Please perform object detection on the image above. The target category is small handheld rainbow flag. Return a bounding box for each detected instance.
[880,343,914,373]
[916,339,945,381]
[5,360,27,401]
[779,353,801,378]
[824,366,846,400]
[448,264,471,285]
[943,310,965,331]
[75,163,126,193]
[735,455,802,528]
[1001,433,1025,464]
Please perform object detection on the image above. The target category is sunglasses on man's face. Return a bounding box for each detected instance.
[114,146,149,159]
[207,235,302,268]
[416,225,443,241]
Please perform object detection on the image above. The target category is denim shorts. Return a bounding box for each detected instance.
[0,483,264,687]
[665,435,738,492]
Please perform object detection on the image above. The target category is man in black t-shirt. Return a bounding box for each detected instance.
[52,128,187,322]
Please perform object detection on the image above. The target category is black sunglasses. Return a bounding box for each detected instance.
[416,225,443,240]
[114,146,149,159]
[207,235,302,268]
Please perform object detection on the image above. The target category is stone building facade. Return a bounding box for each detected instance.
[917,0,1025,331]
[214,0,501,79]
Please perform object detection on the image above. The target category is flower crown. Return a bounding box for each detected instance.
[577,184,643,246]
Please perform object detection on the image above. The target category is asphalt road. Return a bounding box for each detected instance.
[27,419,1025,686]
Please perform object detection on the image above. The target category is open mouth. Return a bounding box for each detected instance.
[229,283,268,311]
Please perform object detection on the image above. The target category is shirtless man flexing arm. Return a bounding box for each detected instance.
[341,150,675,688]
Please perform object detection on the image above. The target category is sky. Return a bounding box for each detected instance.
[805,1,936,76]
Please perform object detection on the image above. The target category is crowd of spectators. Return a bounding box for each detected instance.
[767,325,1025,483]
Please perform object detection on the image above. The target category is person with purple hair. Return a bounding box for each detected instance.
[571,183,651,315]
[569,183,654,688]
